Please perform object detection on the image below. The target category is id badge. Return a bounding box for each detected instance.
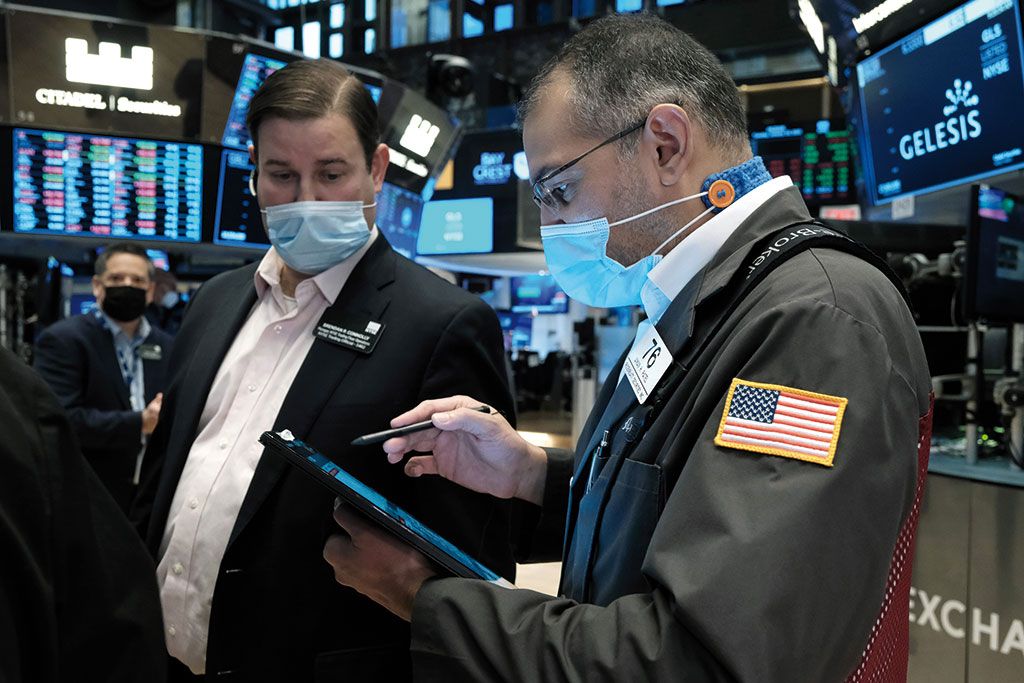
[623,324,673,404]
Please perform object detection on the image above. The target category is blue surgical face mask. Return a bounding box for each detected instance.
[540,192,715,308]
[261,200,376,275]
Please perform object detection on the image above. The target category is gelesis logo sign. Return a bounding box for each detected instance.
[899,78,982,161]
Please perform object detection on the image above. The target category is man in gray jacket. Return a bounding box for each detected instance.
[323,13,933,682]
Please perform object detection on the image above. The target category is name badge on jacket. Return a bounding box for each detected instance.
[313,309,385,355]
[138,344,163,361]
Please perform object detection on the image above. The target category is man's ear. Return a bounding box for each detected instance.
[642,104,692,187]
[370,143,389,193]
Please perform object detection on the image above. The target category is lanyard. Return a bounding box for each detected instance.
[116,343,139,388]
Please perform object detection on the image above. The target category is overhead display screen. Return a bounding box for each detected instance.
[222,53,288,149]
[214,149,266,248]
[750,120,854,203]
[376,181,422,258]
[13,128,203,242]
[416,197,493,255]
[964,184,1024,322]
[510,274,569,314]
[7,11,204,139]
[856,0,1024,205]
[380,86,460,194]
[449,128,528,198]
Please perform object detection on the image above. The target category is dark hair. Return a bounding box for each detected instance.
[95,243,155,280]
[246,59,380,169]
[518,13,748,158]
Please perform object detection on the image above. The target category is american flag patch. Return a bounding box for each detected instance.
[713,378,847,467]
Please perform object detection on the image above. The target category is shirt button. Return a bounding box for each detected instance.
[219,441,228,450]
[248,384,257,392]
[274,324,283,334]
[173,562,184,575]
[189,498,199,510]
[168,626,177,637]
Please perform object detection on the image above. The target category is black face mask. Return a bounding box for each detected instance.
[101,285,147,322]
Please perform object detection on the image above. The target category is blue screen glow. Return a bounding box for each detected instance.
[417,197,493,255]
[856,0,1024,204]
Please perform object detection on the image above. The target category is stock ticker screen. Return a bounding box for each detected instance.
[214,148,267,248]
[750,120,854,203]
[13,128,203,242]
[376,181,423,258]
[222,53,288,149]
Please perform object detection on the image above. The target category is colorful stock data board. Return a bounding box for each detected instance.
[13,128,203,242]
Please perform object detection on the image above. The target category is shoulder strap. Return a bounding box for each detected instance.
[647,220,909,411]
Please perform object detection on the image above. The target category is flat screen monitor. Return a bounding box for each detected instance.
[750,120,854,203]
[13,128,203,242]
[380,86,460,193]
[496,310,533,352]
[856,0,1024,205]
[69,292,97,316]
[376,181,422,258]
[461,275,510,309]
[449,128,527,198]
[222,52,288,149]
[510,274,569,314]
[416,197,493,255]
[964,183,1024,323]
[365,84,383,104]
[213,149,266,249]
[147,249,170,271]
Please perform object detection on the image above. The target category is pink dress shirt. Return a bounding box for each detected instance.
[157,230,377,674]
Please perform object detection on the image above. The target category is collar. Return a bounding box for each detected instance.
[641,174,793,324]
[255,226,379,305]
[701,156,774,212]
[97,309,151,343]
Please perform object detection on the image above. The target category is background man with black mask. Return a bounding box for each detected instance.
[34,242,172,515]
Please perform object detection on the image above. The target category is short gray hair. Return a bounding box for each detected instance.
[519,13,748,158]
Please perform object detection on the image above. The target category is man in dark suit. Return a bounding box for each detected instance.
[35,243,172,514]
[132,59,516,682]
[0,345,167,683]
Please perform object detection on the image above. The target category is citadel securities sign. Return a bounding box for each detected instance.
[33,39,180,118]
[7,9,204,139]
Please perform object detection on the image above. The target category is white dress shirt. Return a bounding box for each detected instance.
[621,176,794,379]
[157,229,377,674]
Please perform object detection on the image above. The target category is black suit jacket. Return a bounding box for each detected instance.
[0,346,166,683]
[34,312,173,513]
[134,236,516,682]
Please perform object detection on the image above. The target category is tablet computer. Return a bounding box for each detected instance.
[260,429,513,586]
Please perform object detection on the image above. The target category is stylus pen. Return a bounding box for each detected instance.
[351,405,492,446]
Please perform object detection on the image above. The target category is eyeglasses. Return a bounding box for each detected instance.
[531,118,647,211]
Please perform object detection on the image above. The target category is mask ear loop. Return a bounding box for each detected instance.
[650,179,737,256]
[651,204,715,256]
[608,190,707,228]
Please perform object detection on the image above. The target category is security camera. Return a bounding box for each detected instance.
[428,54,475,101]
